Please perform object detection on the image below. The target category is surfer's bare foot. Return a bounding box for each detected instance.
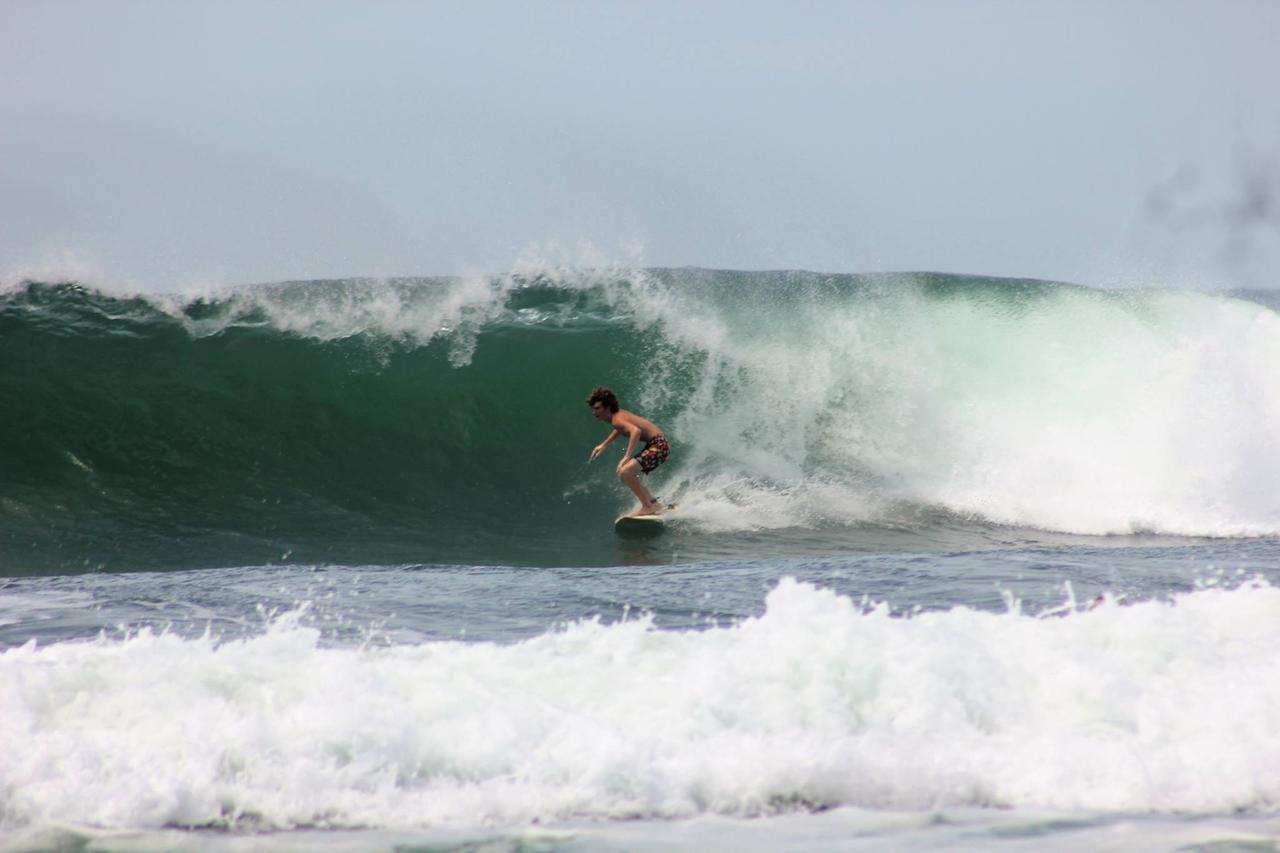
[642,501,666,515]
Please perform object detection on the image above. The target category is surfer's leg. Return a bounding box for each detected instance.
[618,458,662,515]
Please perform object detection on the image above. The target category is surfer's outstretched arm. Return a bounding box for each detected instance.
[590,428,621,461]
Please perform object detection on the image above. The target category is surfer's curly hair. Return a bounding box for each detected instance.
[586,386,620,413]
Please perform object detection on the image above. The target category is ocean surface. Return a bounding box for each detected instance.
[3,267,1280,851]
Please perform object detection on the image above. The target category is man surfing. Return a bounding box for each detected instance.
[586,386,670,517]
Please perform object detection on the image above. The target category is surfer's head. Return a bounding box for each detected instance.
[587,386,620,420]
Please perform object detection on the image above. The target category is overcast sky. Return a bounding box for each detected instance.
[1,0,1277,291]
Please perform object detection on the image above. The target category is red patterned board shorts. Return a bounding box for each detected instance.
[633,435,670,474]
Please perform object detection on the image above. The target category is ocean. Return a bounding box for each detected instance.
[3,267,1280,851]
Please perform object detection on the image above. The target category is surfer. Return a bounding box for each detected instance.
[586,386,670,516]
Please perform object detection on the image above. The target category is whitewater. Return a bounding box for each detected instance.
[3,267,1280,851]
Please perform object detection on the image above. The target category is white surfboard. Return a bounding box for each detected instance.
[614,504,677,534]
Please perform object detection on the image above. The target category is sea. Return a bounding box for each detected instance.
[3,267,1280,852]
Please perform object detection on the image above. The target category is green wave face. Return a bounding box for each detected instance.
[3,270,1278,573]
[1,277,650,571]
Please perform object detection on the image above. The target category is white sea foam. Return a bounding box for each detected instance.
[3,579,1279,831]
[645,280,1280,538]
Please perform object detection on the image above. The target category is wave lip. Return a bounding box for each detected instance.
[4,579,1280,830]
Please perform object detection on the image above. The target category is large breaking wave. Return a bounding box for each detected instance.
[3,268,1279,571]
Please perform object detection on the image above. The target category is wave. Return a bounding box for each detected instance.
[3,269,1280,571]
[3,578,1279,830]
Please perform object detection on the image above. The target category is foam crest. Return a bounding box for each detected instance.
[157,276,517,365]
[4,579,1280,831]
[152,264,659,367]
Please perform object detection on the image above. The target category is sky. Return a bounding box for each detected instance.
[1,0,1278,291]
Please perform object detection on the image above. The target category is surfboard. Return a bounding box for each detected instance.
[614,504,677,534]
